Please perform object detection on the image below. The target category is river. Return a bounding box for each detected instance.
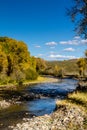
[0,78,78,129]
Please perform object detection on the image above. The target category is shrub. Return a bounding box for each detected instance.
[25,68,38,80]
[0,73,9,84]
[9,69,26,84]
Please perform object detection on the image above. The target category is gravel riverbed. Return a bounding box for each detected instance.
[9,104,87,130]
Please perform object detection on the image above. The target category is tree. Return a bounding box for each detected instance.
[77,58,86,77]
[67,0,87,38]
[0,45,8,73]
[30,56,36,69]
[85,50,87,58]
[54,65,59,77]
[0,37,38,84]
[54,65,63,78]
[0,45,8,84]
[36,58,47,73]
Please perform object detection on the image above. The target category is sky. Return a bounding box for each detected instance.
[0,0,87,60]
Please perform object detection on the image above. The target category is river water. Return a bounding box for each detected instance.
[0,78,78,129]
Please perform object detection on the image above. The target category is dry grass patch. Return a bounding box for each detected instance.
[67,91,87,109]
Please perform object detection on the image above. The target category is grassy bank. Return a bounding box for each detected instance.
[56,91,87,111]
[67,91,87,109]
[0,76,59,110]
[23,76,59,85]
[0,76,59,90]
[56,89,87,129]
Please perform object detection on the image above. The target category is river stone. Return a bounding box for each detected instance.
[0,100,11,109]
[9,104,86,130]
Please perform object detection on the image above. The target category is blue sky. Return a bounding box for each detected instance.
[0,0,87,60]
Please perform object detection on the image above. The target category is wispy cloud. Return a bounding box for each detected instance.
[74,36,80,39]
[49,54,77,59]
[59,36,87,45]
[59,41,67,44]
[59,40,78,45]
[64,47,75,52]
[35,45,41,48]
[35,54,43,58]
[50,51,55,54]
[50,46,55,49]
[81,39,87,44]
[38,54,43,56]
[45,41,57,46]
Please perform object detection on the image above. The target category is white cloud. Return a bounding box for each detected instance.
[59,41,68,44]
[64,47,75,52]
[50,46,55,49]
[49,54,77,59]
[35,45,41,48]
[81,39,87,44]
[38,54,43,56]
[34,56,38,58]
[45,41,57,46]
[59,40,78,45]
[50,51,55,54]
[59,37,87,45]
[35,54,43,58]
[74,36,80,39]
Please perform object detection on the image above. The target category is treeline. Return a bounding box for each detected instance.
[35,59,78,78]
[0,37,38,85]
[37,56,87,79]
[0,37,87,85]
[45,59,79,77]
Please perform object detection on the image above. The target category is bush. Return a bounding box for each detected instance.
[0,73,9,84]
[57,69,63,78]
[9,69,26,85]
[25,68,38,80]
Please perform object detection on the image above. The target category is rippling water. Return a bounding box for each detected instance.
[0,78,78,129]
[26,79,77,98]
[26,98,56,116]
[25,78,77,116]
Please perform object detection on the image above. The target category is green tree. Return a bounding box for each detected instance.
[36,58,47,73]
[67,0,87,38]
[54,65,63,78]
[30,56,36,69]
[25,67,38,80]
[54,65,59,77]
[77,58,86,77]
[85,50,87,59]
[0,45,8,73]
[0,45,8,84]
[0,37,38,84]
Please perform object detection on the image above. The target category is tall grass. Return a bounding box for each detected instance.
[67,92,87,109]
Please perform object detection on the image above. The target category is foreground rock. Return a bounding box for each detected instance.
[9,104,87,130]
[0,100,11,110]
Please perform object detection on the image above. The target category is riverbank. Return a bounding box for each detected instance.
[0,78,87,130]
[9,98,87,130]
[0,76,59,90]
[9,80,87,130]
[23,75,60,87]
[0,76,59,110]
[0,100,11,110]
